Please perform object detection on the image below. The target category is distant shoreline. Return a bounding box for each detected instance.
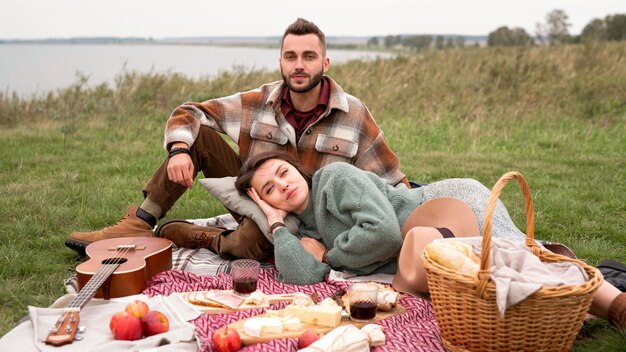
[0,34,488,47]
[0,39,413,52]
[0,40,401,53]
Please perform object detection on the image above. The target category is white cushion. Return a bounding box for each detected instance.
[198,177,300,243]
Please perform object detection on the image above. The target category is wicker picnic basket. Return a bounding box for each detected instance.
[421,171,603,352]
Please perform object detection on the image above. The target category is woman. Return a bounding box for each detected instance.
[236,151,625,331]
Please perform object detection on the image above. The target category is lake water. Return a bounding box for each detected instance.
[0,44,391,97]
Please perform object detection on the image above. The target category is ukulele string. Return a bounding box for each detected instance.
[69,244,134,309]
[47,245,133,342]
[73,244,131,308]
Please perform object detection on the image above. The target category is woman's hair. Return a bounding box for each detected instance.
[235,151,313,196]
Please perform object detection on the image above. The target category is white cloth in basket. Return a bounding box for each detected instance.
[455,237,589,317]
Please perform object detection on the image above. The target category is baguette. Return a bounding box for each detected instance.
[425,240,479,276]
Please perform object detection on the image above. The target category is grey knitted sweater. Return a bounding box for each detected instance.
[272,162,424,285]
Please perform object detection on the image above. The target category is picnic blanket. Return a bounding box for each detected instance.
[149,215,446,350]
[10,213,445,352]
[145,269,446,352]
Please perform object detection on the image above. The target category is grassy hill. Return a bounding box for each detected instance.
[0,41,624,349]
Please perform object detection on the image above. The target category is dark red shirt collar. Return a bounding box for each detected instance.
[281,76,330,117]
[281,77,331,142]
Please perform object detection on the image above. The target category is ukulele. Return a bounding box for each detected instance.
[44,237,172,346]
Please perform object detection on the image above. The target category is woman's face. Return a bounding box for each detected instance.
[249,158,310,214]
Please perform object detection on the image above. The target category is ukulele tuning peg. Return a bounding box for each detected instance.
[75,326,87,341]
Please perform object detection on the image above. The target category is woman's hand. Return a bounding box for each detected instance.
[300,238,327,262]
[247,187,288,225]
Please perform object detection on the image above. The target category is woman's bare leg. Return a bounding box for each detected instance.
[393,225,480,294]
[589,281,621,319]
[395,227,443,293]
[589,281,626,332]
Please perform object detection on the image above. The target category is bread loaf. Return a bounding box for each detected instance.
[425,240,479,276]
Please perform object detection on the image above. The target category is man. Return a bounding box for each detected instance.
[66,18,407,260]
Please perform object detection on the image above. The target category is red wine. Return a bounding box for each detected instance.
[233,278,258,294]
[350,301,377,320]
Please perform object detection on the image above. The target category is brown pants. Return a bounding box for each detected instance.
[142,126,274,260]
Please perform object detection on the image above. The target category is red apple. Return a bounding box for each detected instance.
[211,326,241,352]
[142,310,170,336]
[298,329,321,349]
[109,311,132,333]
[111,313,143,341]
[125,299,150,319]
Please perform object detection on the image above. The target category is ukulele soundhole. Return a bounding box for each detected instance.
[101,258,128,265]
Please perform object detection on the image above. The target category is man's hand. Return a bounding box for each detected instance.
[300,238,327,262]
[166,143,194,188]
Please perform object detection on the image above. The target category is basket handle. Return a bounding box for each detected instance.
[476,171,539,298]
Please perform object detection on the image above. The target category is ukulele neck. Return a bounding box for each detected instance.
[44,238,171,347]
[69,244,136,308]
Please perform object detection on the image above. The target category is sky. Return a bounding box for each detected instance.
[1,0,625,40]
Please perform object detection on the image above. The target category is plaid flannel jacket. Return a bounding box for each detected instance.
[164,76,407,186]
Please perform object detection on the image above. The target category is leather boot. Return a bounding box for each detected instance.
[154,219,225,250]
[65,205,155,254]
[608,292,626,334]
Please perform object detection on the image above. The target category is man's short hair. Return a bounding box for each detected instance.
[281,18,326,55]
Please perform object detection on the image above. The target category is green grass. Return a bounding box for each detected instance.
[1,42,625,349]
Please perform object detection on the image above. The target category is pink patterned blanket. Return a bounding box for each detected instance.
[145,269,446,352]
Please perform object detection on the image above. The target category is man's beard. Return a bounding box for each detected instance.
[281,67,324,93]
